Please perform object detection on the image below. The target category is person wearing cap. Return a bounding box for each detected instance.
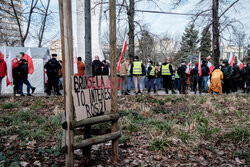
[44,54,62,96]
[147,60,156,94]
[161,58,176,94]
[177,61,187,94]
[130,56,145,94]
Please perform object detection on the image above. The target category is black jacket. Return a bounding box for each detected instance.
[177,65,187,79]
[44,58,61,76]
[232,64,240,79]
[92,60,103,76]
[147,66,155,79]
[19,62,28,80]
[201,64,209,76]
[101,64,109,75]
[221,62,232,78]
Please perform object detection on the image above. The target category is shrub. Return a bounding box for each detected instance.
[2,102,18,109]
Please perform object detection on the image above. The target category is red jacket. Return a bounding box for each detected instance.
[0,58,7,77]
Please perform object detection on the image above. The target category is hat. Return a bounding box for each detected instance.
[134,56,139,60]
[223,59,228,64]
[149,60,153,64]
[52,54,57,57]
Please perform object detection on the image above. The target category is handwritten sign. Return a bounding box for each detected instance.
[72,76,111,121]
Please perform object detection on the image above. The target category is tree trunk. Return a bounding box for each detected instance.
[128,0,135,61]
[212,0,220,66]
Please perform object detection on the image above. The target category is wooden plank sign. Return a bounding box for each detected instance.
[72,76,111,121]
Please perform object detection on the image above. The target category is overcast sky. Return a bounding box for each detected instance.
[47,0,249,46]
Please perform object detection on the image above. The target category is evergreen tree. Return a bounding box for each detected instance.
[200,26,212,60]
[179,24,199,63]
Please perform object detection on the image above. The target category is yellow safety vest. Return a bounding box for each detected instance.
[149,66,155,76]
[133,61,142,75]
[161,64,171,75]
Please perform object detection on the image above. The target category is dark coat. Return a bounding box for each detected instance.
[44,58,61,77]
[221,62,232,78]
[201,64,209,76]
[101,64,109,75]
[177,65,187,79]
[232,64,240,79]
[92,60,103,76]
[19,62,28,80]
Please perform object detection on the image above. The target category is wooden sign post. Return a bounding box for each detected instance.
[59,0,120,166]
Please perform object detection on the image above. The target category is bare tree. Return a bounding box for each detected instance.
[173,0,241,66]
[233,30,246,60]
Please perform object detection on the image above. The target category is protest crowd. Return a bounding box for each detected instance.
[0,50,250,96]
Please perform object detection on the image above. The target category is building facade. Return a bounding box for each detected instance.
[221,45,246,61]
[0,0,23,46]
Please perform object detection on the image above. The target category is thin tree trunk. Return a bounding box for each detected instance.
[38,0,51,47]
[128,0,135,61]
[212,0,220,66]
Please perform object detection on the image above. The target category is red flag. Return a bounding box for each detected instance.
[0,51,4,60]
[117,37,127,72]
[23,49,34,74]
[198,53,202,77]
[185,61,191,74]
[228,53,234,67]
[207,61,214,74]
[237,59,243,70]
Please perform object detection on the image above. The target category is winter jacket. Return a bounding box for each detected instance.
[92,60,103,76]
[44,58,61,76]
[147,66,155,79]
[177,65,187,79]
[209,69,224,94]
[221,62,232,78]
[201,65,209,76]
[75,61,85,76]
[0,58,7,77]
[119,61,129,75]
[232,64,240,79]
[19,61,29,79]
[101,64,109,75]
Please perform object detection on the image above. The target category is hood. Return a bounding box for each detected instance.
[50,58,58,63]
[223,59,229,65]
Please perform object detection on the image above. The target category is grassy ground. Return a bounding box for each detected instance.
[0,94,249,166]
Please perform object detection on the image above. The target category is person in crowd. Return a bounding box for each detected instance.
[190,62,202,94]
[0,56,7,94]
[12,59,20,94]
[244,62,250,94]
[201,60,210,93]
[119,58,130,95]
[19,59,35,96]
[221,59,232,94]
[19,52,36,96]
[130,56,145,94]
[161,58,176,94]
[101,60,109,75]
[177,61,187,94]
[147,60,156,94]
[154,65,162,92]
[174,68,180,92]
[240,62,248,93]
[75,57,85,76]
[208,66,224,95]
[44,54,62,96]
[92,56,103,76]
[58,60,63,89]
[231,62,240,93]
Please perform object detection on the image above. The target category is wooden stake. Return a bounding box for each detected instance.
[109,0,119,162]
[61,0,74,166]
